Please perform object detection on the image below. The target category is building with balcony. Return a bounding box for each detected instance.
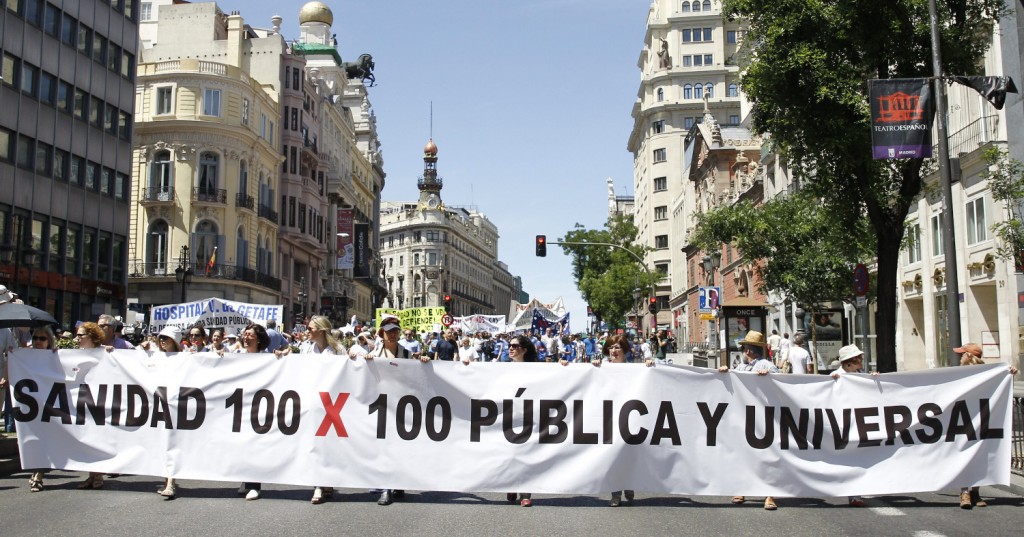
[128,1,386,329]
[628,0,747,337]
[379,140,514,319]
[128,3,283,313]
[1,0,139,328]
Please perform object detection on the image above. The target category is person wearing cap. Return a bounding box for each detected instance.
[718,330,780,510]
[953,342,1018,509]
[349,331,375,359]
[145,326,183,498]
[366,315,418,506]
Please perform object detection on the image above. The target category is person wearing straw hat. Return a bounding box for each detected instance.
[952,342,1018,509]
[718,330,780,510]
[831,344,868,379]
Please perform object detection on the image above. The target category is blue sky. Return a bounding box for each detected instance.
[227,0,650,330]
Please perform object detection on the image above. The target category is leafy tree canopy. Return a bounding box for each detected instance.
[561,215,657,326]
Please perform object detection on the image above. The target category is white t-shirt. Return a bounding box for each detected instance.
[641,342,653,360]
[767,333,781,352]
[788,346,811,374]
[458,346,478,362]
[778,337,792,360]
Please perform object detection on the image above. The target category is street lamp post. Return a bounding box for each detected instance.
[297,276,308,325]
[631,277,641,336]
[701,251,722,362]
[174,245,193,303]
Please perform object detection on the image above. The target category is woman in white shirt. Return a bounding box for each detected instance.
[302,316,345,504]
[457,337,478,363]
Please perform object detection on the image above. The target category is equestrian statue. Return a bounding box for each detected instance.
[343,54,376,87]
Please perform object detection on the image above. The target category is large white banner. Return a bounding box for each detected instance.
[9,350,1013,497]
[455,314,507,334]
[149,298,284,335]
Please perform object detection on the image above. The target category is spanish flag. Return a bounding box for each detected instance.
[206,246,217,275]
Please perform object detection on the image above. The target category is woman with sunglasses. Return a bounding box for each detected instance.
[586,334,654,506]
[297,316,345,504]
[235,323,271,500]
[185,326,208,352]
[505,335,537,507]
[145,326,184,498]
[25,326,57,492]
[74,322,109,490]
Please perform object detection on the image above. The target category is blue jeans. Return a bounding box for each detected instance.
[3,387,15,432]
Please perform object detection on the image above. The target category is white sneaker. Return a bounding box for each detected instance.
[245,489,261,501]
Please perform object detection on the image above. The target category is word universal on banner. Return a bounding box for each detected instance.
[8,350,1012,497]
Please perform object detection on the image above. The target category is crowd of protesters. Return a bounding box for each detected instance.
[0,286,1017,510]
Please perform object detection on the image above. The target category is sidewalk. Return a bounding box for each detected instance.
[996,472,1024,497]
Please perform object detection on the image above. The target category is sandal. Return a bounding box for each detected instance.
[520,498,532,507]
[29,475,44,492]
[731,496,745,504]
[764,497,778,511]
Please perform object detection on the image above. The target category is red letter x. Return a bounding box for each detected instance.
[316,392,350,437]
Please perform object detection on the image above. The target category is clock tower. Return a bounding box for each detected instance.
[417,139,444,211]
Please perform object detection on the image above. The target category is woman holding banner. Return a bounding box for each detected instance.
[954,343,1018,509]
[505,334,537,507]
[299,316,345,505]
[236,323,270,501]
[74,322,110,490]
[25,326,57,492]
[149,326,184,499]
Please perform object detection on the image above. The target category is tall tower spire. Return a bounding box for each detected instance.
[417,138,443,208]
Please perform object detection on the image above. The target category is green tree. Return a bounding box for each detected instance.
[560,215,656,328]
[982,147,1024,266]
[692,192,874,367]
[724,0,1004,371]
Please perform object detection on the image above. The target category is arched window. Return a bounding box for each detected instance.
[694,83,704,100]
[705,83,714,99]
[656,88,664,102]
[238,160,248,199]
[681,1,690,12]
[702,0,711,10]
[192,219,221,274]
[683,84,693,99]
[256,232,264,273]
[150,151,173,197]
[263,236,272,276]
[146,220,169,275]
[198,152,218,195]
[258,172,266,208]
[236,226,248,269]
[414,273,422,293]
[692,0,701,11]
[727,83,738,97]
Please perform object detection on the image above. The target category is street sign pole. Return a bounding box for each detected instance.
[854,263,871,372]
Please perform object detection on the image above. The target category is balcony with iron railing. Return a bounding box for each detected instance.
[235,193,255,210]
[140,186,175,204]
[258,204,278,222]
[128,260,281,293]
[193,188,227,204]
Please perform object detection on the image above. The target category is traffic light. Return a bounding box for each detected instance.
[648,296,658,315]
[444,294,452,311]
[535,235,547,257]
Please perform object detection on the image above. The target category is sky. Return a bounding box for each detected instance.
[226,0,652,331]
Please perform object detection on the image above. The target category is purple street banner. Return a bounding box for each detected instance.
[9,350,1013,497]
[353,223,370,279]
[869,78,934,159]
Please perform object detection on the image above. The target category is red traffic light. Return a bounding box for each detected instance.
[535,235,547,257]
[648,296,658,315]
[649,297,657,304]
[444,294,451,302]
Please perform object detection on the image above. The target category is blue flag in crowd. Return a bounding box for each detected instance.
[556,312,570,335]
[531,309,550,334]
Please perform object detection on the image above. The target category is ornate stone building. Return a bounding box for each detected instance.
[628,0,747,336]
[128,1,385,329]
[378,140,514,318]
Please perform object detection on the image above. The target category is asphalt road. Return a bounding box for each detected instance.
[1,471,1022,537]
